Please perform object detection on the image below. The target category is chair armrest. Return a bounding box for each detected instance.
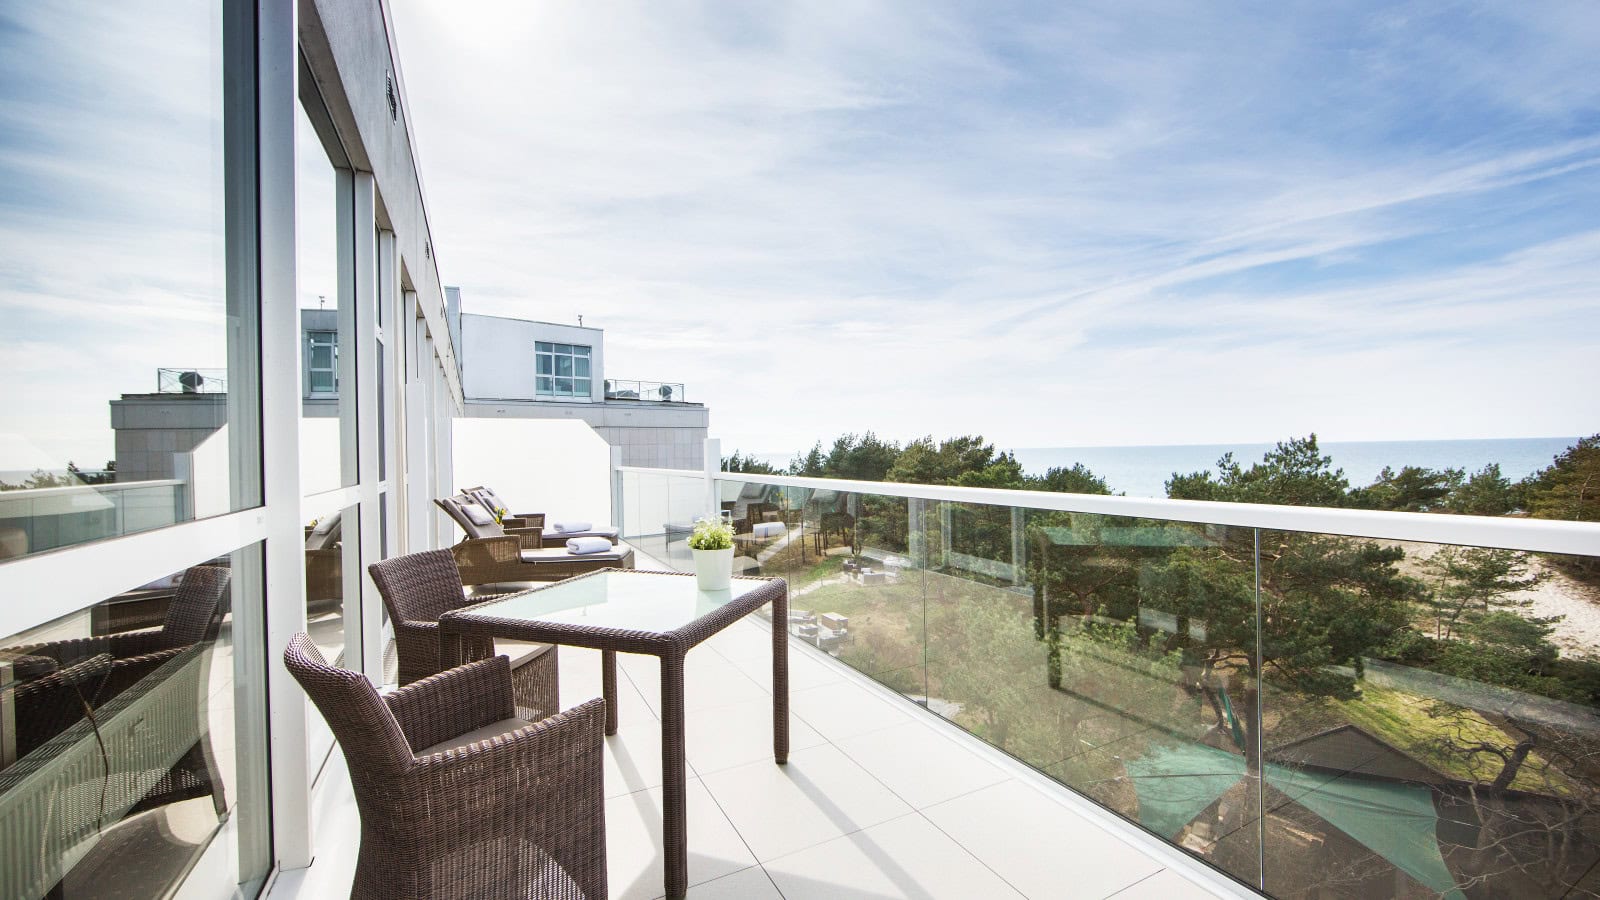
[408,696,608,898]
[386,654,517,753]
[8,636,113,667]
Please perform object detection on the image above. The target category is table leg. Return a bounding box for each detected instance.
[440,631,461,669]
[772,588,789,764]
[660,649,687,899]
[602,649,618,736]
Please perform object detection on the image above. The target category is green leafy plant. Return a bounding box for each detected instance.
[688,517,734,551]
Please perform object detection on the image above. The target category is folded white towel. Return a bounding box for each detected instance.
[566,536,613,555]
[550,520,593,533]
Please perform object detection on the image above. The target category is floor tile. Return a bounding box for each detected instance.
[716,637,848,693]
[790,679,916,742]
[700,743,912,862]
[764,812,1026,900]
[605,778,756,900]
[835,720,1010,809]
[560,646,657,724]
[680,865,784,899]
[605,719,666,797]
[922,780,1162,899]
[1106,868,1219,898]
[686,696,828,776]
[621,646,772,715]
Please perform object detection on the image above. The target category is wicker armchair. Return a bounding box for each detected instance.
[369,549,559,720]
[8,565,231,700]
[8,651,114,758]
[284,633,607,900]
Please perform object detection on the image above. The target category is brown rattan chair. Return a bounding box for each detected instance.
[283,633,608,900]
[8,565,231,699]
[369,549,560,720]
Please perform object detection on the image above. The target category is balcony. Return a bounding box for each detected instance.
[606,379,688,404]
[607,464,1600,898]
[269,544,1226,900]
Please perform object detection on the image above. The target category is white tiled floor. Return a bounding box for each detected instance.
[268,570,1244,900]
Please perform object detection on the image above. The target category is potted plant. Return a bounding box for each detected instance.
[687,517,735,590]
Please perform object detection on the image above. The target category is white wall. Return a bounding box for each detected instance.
[181,423,232,519]
[460,314,604,403]
[451,418,613,526]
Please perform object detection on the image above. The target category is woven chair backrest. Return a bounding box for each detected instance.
[283,632,415,775]
[368,549,468,625]
[163,565,231,647]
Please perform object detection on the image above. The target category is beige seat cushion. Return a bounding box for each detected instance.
[416,717,532,756]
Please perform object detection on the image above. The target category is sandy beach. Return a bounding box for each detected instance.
[1395,541,1600,659]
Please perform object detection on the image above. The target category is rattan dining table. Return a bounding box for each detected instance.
[438,568,789,900]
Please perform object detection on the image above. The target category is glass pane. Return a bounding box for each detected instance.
[0,0,259,560]
[0,543,272,897]
[574,357,590,378]
[929,506,1263,885]
[574,378,591,396]
[574,345,591,357]
[555,355,573,377]
[304,502,362,779]
[296,96,355,495]
[554,343,572,355]
[535,376,553,394]
[535,341,552,353]
[536,355,552,375]
[1260,531,1600,898]
[555,377,573,395]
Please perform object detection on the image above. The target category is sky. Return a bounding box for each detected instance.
[1,2,1597,477]
[389,0,1600,458]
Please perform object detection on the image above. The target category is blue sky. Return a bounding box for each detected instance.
[388,0,1599,456]
[1,2,1595,474]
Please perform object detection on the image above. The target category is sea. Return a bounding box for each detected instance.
[1008,437,1581,499]
[752,436,1582,499]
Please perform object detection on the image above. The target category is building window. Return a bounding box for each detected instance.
[306,329,338,395]
[535,341,591,398]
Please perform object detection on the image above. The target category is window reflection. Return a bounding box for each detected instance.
[0,1,256,559]
[0,548,263,898]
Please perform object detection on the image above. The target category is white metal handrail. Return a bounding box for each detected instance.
[614,466,1600,557]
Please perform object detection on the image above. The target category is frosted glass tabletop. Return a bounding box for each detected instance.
[459,570,772,635]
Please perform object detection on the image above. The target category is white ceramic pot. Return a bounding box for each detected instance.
[692,547,734,590]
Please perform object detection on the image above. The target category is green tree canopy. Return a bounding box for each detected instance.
[1350,465,1462,512]
[723,450,778,474]
[1522,434,1600,523]
[1166,434,1350,507]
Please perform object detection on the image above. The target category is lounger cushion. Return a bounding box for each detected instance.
[462,504,495,526]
